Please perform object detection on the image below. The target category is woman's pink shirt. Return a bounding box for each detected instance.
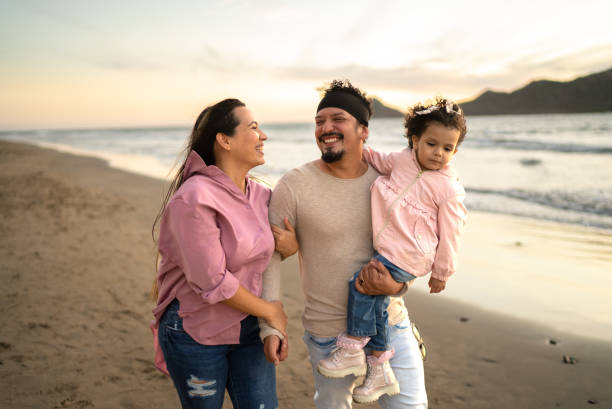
[151,151,274,374]
[364,147,467,282]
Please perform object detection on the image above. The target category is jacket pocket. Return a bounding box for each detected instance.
[414,217,437,254]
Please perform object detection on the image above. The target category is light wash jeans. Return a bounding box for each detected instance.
[303,317,427,409]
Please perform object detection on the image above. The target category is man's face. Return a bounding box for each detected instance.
[314,107,367,163]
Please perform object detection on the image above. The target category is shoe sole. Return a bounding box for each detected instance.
[317,363,367,378]
[353,383,400,404]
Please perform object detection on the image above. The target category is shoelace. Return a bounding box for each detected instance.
[328,346,345,364]
[363,364,376,387]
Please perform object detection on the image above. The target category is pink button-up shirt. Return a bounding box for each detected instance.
[364,147,467,282]
[151,151,274,374]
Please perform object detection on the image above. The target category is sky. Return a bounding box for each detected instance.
[1,0,611,130]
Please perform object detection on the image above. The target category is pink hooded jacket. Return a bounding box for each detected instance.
[364,147,467,282]
[151,151,274,374]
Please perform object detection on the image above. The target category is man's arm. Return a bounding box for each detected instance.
[259,175,299,364]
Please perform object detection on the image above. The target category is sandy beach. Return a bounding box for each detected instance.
[1,139,611,409]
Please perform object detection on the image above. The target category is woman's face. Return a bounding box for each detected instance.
[227,106,268,168]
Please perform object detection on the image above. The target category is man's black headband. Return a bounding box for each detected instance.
[316,91,370,126]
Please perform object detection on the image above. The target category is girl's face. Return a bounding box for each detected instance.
[411,122,460,171]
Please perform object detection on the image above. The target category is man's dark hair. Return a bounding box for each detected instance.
[319,79,374,120]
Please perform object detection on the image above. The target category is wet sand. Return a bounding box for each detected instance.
[1,140,611,409]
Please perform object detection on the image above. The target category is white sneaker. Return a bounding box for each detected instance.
[352,354,400,403]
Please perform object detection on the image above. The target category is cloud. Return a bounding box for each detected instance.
[274,43,612,100]
[19,2,96,32]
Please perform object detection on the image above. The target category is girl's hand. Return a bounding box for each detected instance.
[428,277,446,293]
[263,335,289,366]
[265,300,288,337]
[272,217,298,260]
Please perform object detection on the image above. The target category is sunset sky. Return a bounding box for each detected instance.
[1,0,611,130]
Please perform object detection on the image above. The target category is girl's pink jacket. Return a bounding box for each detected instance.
[151,151,274,374]
[364,147,467,282]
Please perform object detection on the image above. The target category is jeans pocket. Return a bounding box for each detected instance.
[392,318,411,332]
[164,321,185,333]
[306,333,336,348]
[161,302,185,333]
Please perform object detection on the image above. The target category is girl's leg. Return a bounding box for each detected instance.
[366,292,391,352]
[226,315,278,409]
[158,300,228,409]
[353,295,399,403]
[347,271,378,338]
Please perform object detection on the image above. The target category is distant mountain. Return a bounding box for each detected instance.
[460,67,612,115]
[371,98,404,118]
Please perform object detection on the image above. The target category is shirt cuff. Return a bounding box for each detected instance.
[258,318,285,342]
[202,270,240,304]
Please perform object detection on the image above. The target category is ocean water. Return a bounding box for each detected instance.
[2,113,612,341]
[3,113,612,231]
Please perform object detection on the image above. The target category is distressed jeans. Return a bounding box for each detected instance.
[158,299,278,409]
[304,316,428,409]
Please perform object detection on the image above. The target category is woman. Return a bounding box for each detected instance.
[151,98,287,409]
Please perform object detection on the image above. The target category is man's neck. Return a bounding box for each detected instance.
[315,156,368,179]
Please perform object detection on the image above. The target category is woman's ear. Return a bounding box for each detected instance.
[216,132,231,151]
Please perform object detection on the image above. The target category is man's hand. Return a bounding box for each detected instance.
[263,335,289,366]
[354,259,404,296]
[428,277,446,293]
[272,217,298,260]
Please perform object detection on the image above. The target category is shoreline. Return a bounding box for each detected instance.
[6,138,612,342]
[3,137,612,234]
[2,139,611,408]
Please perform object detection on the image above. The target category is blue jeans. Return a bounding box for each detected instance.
[304,317,428,409]
[158,299,278,409]
[347,252,416,351]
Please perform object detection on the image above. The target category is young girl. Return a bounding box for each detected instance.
[317,97,468,404]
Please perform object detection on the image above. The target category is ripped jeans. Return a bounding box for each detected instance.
[158,299,278,409]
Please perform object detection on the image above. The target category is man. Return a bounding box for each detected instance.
[260,80,428,409]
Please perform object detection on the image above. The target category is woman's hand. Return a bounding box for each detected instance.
[428,277,446,293]
[263,335,289,366]
[354,259,405,296]
[272,217,298,260]
[264,300,288,337]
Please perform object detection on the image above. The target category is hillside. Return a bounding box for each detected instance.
[460,67,612,115]
[371,98,404,118]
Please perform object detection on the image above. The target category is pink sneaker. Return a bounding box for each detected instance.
[353,351,399,403]
[317,333,369,378]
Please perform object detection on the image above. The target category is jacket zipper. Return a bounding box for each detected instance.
[373,170,423,247]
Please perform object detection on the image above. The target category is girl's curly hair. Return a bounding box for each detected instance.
[405,97,467,148]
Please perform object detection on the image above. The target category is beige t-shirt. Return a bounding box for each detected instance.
[260,161,408,339]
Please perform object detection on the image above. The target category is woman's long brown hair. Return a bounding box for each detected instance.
[150,99,245,301]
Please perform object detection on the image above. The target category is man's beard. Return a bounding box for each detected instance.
[319,132,344,163]
[321,149,344,163]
